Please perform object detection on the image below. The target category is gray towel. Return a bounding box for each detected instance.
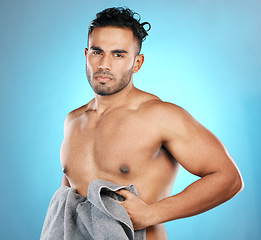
[41,179,146,240]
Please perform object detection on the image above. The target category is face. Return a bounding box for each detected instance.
[85,26,144,96]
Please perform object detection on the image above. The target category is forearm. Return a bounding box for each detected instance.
[148,171,242,226]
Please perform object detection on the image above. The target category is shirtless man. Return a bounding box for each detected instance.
[60,7,243,239]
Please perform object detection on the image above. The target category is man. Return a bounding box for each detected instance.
[53,7,243,239]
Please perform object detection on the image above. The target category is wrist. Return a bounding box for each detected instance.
[146,201,164,227]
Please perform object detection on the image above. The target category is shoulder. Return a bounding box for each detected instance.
[139,98,200,137]
[133,88,193,123]
[64,100,94,128]
[65,104,87,121]
[141,98,194,123]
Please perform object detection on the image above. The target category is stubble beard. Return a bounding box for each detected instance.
[86,66,134,96]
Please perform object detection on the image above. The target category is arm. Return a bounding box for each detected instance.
[60,104,88,188]
[149,104,243,226]
[118,103,243,230]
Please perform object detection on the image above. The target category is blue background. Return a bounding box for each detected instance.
[0,0,260,239]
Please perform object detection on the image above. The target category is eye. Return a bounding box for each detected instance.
[92,51,102,56]
[114,53,124,58]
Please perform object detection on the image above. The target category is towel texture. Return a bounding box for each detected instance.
[41,179,146,240]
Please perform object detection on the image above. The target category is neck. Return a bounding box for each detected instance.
[93,83,135,115]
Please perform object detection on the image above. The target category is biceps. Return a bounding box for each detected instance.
[165,127,233,177]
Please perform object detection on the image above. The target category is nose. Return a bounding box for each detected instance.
[98,55,111,70]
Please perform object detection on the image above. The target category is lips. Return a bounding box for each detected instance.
[94,75,112,83]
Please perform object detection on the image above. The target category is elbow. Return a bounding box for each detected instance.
[227,169,244,198]
[235,173,244,194]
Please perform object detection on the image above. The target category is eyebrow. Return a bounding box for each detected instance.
[90,46,103,52]
[90,46,128,54]
[112,49,128,54]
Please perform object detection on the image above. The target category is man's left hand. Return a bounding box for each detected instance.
[116,189,153,230]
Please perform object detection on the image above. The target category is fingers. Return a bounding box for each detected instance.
[116,189,128,199]
[116,189,135,201]
[115,189,128,204]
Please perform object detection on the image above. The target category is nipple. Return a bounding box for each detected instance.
[63,167,68,175]
[120,165,130,174]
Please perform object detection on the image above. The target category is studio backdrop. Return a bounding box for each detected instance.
[0,0,260,239]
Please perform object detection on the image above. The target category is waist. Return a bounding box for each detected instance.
[146,224,167,240]
[66,173,171,204]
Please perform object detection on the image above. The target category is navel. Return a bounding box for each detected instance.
[120,164,130,174]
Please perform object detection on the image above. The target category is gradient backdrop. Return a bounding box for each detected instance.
[0,0,260,239]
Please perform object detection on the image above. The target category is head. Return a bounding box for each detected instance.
[88,7,151,55]
[85,7,151,96]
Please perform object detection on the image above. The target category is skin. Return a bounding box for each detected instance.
[60,26,244,239]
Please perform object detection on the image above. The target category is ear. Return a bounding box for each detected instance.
[133,54,145,73]
[85,48,88,58]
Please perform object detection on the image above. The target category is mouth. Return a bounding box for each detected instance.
[94,75,113,83]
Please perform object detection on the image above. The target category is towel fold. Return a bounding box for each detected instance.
[41,179,146,240]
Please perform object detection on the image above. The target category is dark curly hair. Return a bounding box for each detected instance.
[88,7,151,54]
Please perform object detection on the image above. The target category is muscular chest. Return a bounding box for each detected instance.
[61,110,162,176]
[94,112,157,164]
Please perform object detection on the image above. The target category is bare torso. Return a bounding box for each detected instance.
[60,89,180,239]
